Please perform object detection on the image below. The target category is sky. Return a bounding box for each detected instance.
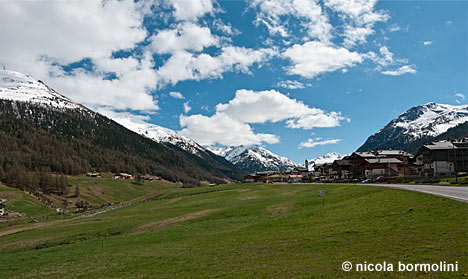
[0,0,467,163]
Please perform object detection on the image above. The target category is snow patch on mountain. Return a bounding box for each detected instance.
[207,145,300,172]
[0,69,87,111]
[111,113,206,156]
[392,102,468,139]
[308,152,346,171]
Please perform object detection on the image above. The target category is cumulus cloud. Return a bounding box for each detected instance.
[250,0,332,42]
[381,64,417,76]
[423,41,432,46]
[179,89,348,145]
[150,22,219,54]
[324,0,389,47]
[283,41,363,78]
[156,46,277,86]
[324,0,389,26]
[179,113,280,146]
[455,92,465,104]
[169,91,185,99]
[298,138,341,148]
[166,0,214,21]
[0,0,159,112]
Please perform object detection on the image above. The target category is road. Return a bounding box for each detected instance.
[363,183,468,203]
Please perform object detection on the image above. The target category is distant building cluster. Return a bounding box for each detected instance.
[243,167,310,183]
[243,139,468,183]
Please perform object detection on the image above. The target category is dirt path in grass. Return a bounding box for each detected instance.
[137,209,218,232]
[0,218,70,237]
[0,188,231,238]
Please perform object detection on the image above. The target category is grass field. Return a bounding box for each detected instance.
[0,183,54,217]
[0,183,467,278]
[67,173,178,206]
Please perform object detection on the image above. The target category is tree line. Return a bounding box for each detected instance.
[0,100,241,193]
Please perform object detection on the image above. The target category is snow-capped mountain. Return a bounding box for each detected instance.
[207,145,300,173]
[307,152,346,171]
[0,69,88,112]
[0,69,207,157]
[358,102,468,154]
[0,69,243,182]
[110,113,206,157]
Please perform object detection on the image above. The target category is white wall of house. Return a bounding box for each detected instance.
[365,169,386,177]
[429,161,454,174]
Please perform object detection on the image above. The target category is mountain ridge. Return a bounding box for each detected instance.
[0,69,243,188]
[358,102,468,154]
[207,145,300,173]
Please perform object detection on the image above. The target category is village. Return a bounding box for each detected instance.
[243,139,468,184]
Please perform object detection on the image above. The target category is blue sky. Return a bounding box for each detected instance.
[0,0,467,163]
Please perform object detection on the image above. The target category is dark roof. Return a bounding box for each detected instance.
[365,158,402,164]
[333,159,350,166]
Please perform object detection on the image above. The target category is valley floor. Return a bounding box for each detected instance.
[0,183,467,278]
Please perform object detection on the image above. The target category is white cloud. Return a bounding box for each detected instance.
[343,25,374,47]
[183,101,192,113]
[216,89,346,127]
[0,0,147,69]
[250,0,332,42]
[156,46,277,86]
[366,46,394,68]
[388,23,400,32]
[455,92,465,104]
[179,89,347,146]
[445,20,453,26]
[298,138,341,148]
[179,113,280,146]
[423,41,432,46]
[213,18,241,36]
[324,0,389,26]
[49,52,159,112]
[283,41,363,78]
[381,64,417,76]
[169,91,185,99]
[276,80,308,89]
[150,22,219,54]
[286,111,348,129]
[166,0,214,21]
[324,0,388,46]
[0,0,159,112]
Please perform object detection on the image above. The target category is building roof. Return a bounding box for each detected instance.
[423,141,455,150]
[333,159,350,166]
[256,171,275,175]
[365,158,402,164]
[353,150,413,158]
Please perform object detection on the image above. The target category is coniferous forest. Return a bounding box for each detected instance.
[0,100,243,193]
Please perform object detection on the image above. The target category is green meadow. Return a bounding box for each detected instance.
[0,184,54,217]
[0,183,467,278]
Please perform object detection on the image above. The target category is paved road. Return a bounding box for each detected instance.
[363,183,468,203]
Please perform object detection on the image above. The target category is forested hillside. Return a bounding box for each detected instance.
[0,100,243,193]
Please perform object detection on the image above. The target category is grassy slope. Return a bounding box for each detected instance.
[67,173,178,206]
[0,183,54,216]
[0,183,467,278]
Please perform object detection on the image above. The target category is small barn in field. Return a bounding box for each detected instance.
[114,173,133,180]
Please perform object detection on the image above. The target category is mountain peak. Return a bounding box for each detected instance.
[207,145,299,173]
[358,102,468,153]
[0,69,86,111]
